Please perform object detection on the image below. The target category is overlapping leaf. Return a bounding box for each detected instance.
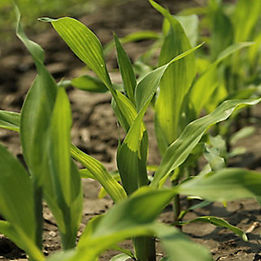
[117,43,203,194]
[163,14,199,47]
[150,0,196,154]
[208,0,233,60]
[46,188,211,261]
[44,17,138,132]
[17,9,57,186]
[47,87,83,249]
[233,0,261,42]
[180,216,247,241]
[191,42,253,116]
[71,144,127,202]
[179,168,261,202]
[0,144,44,261]
[71,74,108,93]
[151,98,261,187]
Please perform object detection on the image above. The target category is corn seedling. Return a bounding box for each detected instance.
[1,1,261,260]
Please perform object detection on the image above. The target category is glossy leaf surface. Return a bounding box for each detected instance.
[179,168,261,202]
[151,98,261,187]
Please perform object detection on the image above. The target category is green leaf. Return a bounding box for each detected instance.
[76,188,177,258]
[150,0,196,153]
[208,0,233,60]
[178,200,211,220]
[135,43,203,112]
[47,87,83,249]
[0,221,22,250]
[111,90,138,132]
[176,15,199,47]
[179,168,261,202]
[191,42,253,116]
[117,129,149,195]
[230,126,255,146]
[16,8,58,249]
[47,17,142,133]
[117,43,203,195]
[15,6,45,67]
[46,188,211,261]
[180,216,247,241]
[216,42,253,64]
[0,220,44,261]
[48,87,75,205]
[163,15,199,47]
[153,223,212,261]
[0,110,20,132]
[48,17,112,89]
[71,144,127,202]
[0,112,126,203]
[16,8,57,186]
[233,0,261,42]
[0,144,44,261]
[151,98,261,187]
[71,74,108,93]
[249,34,261,66]
[114,34,137,103]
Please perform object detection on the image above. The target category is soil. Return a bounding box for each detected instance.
[0,0,261,260]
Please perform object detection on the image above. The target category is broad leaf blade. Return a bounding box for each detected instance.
[117,131,149,195]
[135,43,203,112]
[48,87,74,205]
[233,0,261,42]
[191,42,253,116]
[0,144,44,260]
[208,0,233,60]
[150,0,196,153]
[48,17,112,89]
[179,168,261,202]
[118,43,203,194]
[163,15,199,47]
[154,223,212,261]
[16,9,59,249]
[48,87,82,248]
[46,17,137,133]
[46,188,211,261]
[16,10,57,186]
[151,98,261,187]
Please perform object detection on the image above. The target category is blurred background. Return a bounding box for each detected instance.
[0,0,133,43]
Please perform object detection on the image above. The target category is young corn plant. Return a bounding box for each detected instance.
[1,1,261,261]
[181,0,260,157]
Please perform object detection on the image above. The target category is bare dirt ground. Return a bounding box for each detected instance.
[0,0,261,260]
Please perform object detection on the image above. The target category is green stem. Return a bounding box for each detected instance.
[171,168,183,229]
[134,236,156,261]
[60,204,77,250]
[33,183,43,251]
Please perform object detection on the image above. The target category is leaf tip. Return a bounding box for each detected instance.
[242,233,248,242]
[38,17,56,23]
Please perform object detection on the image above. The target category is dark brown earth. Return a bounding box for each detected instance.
[0,0,261,260]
